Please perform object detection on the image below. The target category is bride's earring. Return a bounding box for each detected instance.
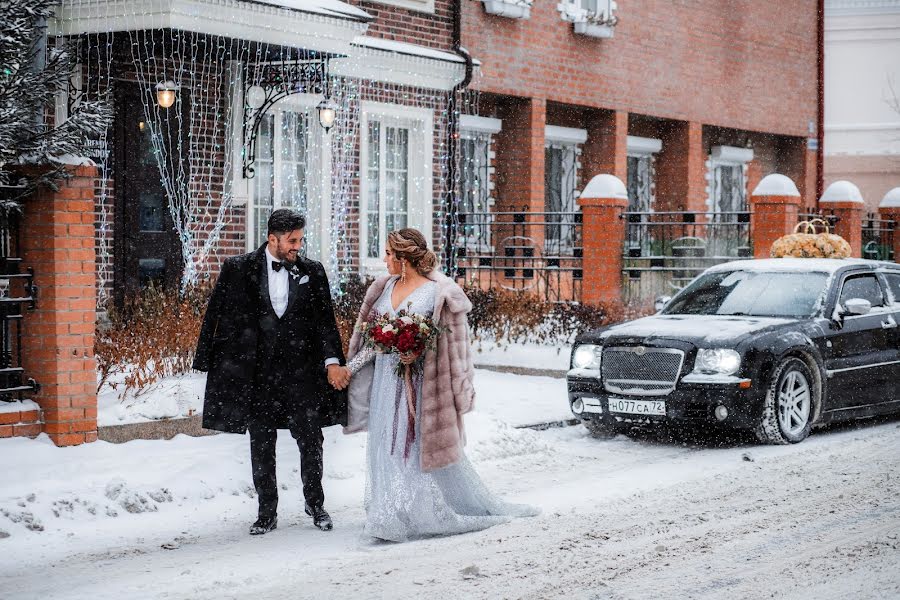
[400,260,407,283]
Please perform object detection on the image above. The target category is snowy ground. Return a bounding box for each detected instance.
[4,368,900,599]
[98,364,569,428]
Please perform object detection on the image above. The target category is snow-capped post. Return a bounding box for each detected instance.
[578,174,628,305]
[21,165,99,447]
[749,174,802,259]
[879,187,900,262]
[820,180,865,258]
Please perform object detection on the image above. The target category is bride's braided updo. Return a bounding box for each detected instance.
[387,228,438,276]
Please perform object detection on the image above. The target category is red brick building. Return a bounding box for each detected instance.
[451,0,823,302]
[2,0,469,443]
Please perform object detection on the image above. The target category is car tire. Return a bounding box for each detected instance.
[755,357,816,445]
[584,419,622,439]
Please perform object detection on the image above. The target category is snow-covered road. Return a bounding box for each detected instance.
[2,410,899,599]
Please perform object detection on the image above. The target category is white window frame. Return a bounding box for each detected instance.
[544,125,585,253]
[459,115,502,251]
[626,135,662,214]
[706,145,753,215]
[241,94,332,264]
[359,102,434,274]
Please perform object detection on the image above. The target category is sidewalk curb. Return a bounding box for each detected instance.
[474,364,567,379]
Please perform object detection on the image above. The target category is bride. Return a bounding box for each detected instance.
[345,228,538,542]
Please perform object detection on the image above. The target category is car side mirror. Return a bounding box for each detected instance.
[655,295,672,312]
[841,298,872,317]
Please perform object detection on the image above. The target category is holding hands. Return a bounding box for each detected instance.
[327,364,351,390]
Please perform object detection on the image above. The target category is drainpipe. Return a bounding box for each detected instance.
[816,0,825,205]
[444,0,475,275]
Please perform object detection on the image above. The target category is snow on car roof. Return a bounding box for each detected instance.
[706,258,894,275]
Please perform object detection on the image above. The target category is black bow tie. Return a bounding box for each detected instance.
[271,260,291,272]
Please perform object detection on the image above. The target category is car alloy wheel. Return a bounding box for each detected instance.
[755,357,816,445]
[776,370,811,437]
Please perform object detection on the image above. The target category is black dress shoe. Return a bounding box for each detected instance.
[305,503,333,531]
[249,515,278,535]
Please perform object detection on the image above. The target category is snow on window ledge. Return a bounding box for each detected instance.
[557,0,618,39]
[482,0,532,19]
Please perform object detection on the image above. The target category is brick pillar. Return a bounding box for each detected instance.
[21,165,99,446]
[879,187,900,261]
[495,96,546,215]
[582,109,627,183]
[579,175,628,305]
[656,121,705,213]
[750,174,802,259]
[820,180,865,257]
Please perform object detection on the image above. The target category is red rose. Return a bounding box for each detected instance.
[396,331,417,353]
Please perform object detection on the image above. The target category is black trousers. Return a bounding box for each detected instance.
[248,412,324,520]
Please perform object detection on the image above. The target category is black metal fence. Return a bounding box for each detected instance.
[0,189,39,402]
[452,209,583,303]
[621,211,753,300]
[862,212,895,262]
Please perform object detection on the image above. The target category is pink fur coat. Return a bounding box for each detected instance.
[345,270,476,471]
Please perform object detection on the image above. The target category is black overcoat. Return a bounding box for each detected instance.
[192,245,347,433]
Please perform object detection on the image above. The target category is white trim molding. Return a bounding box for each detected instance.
[460,114,502,135]
[710,145,754,165]
[48,0,370,55]
[332,38,471,91]
[545,125,588,145]
[626,135,663,156]
[365,0,434,14]
[482,0,533,19]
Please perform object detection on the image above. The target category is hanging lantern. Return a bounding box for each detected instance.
[317,97,338,132]
[246,85,266,110]
[155,80,179,108]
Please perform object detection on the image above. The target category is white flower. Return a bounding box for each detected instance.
[382,324,395,333]
[419,323,430,333]
[399,316,414,325]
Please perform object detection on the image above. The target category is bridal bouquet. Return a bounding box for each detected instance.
[358,309,446,460]
[359,309,445,377]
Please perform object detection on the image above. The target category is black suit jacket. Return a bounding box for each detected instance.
[193,245,347,433]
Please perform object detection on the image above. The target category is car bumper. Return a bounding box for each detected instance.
[567,372,763,430]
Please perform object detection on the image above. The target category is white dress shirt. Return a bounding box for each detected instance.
[265,247,289,318]
[264,247,339,368]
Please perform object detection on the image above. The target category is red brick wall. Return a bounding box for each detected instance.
[463,0,818,137]
[348,0,455,50]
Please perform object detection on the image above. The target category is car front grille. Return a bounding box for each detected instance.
[601,347,685,397]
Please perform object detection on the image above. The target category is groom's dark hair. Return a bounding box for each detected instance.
[267,209,306,237]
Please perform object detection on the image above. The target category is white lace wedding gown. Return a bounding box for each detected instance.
[361,277,538,542]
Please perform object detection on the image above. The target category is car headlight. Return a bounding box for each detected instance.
[572,344,602,370]
[693,349,742,376]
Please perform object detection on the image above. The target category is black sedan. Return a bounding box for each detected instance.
[567,258,900,443]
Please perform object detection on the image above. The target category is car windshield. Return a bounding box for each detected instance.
[662,270,829,317]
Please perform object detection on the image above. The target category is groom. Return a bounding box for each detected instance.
[193,209,351,535]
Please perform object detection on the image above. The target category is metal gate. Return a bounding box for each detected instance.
[0,187,39,402]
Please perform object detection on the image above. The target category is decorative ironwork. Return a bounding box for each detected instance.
[621,210,753,302]
[0,192,40,401]
[453,208,583,303]
[242,58,329,179]
[862,212,895,262]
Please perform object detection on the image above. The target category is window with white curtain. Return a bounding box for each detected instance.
[246,96,330,262]
[360,104,433,271]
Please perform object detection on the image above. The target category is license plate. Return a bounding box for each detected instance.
[607,398,666,416]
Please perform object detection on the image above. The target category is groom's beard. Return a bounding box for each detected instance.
[274,247,299,264]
